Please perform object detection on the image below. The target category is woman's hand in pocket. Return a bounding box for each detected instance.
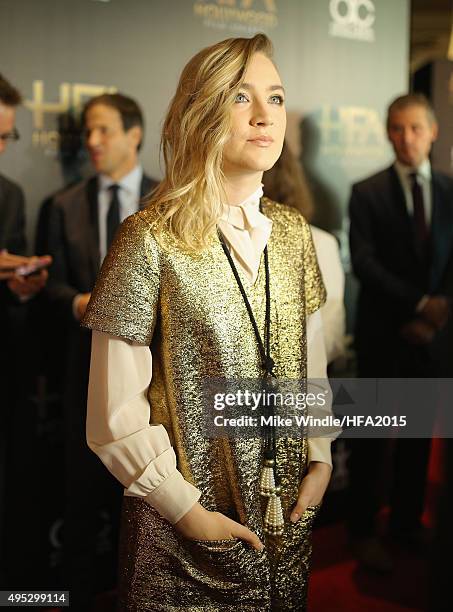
[175,502,264,550]
[290,461,332,523]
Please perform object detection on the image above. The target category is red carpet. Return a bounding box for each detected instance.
[308,439,445,612]
[309,522,428,612]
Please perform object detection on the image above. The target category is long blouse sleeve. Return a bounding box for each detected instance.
[83,214,201,523]
[310,226,346,363]
[87,330,201,524]
[306,309,334,467]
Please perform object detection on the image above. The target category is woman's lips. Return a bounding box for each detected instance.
[247,136,274,147]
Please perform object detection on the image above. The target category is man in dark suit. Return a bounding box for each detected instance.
[0,73,50,290]
[348,93,453,571]
[45,93,157,610]
[0,74,52,588]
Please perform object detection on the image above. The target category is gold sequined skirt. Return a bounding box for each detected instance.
[117,496,320,611]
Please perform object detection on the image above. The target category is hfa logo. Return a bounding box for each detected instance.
[329,0,375,43]
[317,105,385,159]
[193,0,278,33]
[25,80,116,150]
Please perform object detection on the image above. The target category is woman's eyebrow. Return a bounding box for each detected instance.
[241,82,286,95]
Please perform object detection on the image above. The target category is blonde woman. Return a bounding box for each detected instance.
[83,34,332,611]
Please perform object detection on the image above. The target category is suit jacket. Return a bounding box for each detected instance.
[0,174,27,397]
[45,173,157,321]
[349,164,453,376]
[0,173,27,320]
[0,173,26,254]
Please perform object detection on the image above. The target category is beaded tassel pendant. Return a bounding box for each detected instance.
[218,231,284,536]
[260,457,284,536]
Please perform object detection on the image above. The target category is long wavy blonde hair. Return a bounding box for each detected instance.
[147,33,274,251]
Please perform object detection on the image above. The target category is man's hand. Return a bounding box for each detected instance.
[400,318,436,345]
[0,250,32,280]
[419,296,450,330]
[174,502,263,551]
[76,292,91,320]
[7,269,49,299]
[290,461,332,523]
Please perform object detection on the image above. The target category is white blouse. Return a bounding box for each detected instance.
[310,226,346,363]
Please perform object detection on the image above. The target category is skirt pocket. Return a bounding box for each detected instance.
[183,536,267,589]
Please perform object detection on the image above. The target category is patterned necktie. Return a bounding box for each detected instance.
[410,172,430,265]
[107,184,121,250]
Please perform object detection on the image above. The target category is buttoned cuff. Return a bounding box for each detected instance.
[145,469,201,524]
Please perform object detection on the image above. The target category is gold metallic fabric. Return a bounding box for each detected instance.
[84,199,326,611]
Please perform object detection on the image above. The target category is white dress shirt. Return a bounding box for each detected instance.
[98,165,144,262]
[87,188,333,524]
